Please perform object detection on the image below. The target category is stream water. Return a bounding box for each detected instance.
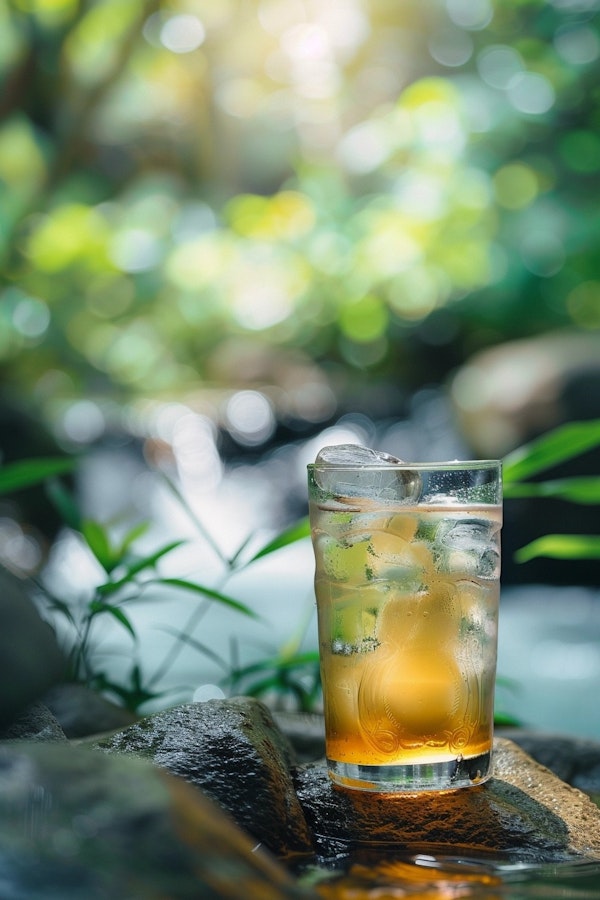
[295,848,600,898]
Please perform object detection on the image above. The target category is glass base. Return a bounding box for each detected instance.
[327,750,492,793]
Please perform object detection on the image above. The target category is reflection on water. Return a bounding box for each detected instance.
[296,847,600,899]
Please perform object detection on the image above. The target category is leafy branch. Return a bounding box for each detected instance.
[504,419,600,563]
[0,455,314,712]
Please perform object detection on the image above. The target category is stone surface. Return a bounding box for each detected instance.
[0,569,65,728]
[2,705,600,897]
[294,737,600,864]
[0,701,66,742]
[0,741,313,899]
[503,730,600,795]
[43,682,139,738]
[95,696,314,858]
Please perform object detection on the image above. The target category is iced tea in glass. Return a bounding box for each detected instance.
[308,447,502,792]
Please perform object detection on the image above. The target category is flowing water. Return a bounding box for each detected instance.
[295,846,600,898]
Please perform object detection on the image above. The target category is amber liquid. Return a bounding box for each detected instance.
[311,501,501,788]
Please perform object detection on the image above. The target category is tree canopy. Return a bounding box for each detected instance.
[1,0,599,444]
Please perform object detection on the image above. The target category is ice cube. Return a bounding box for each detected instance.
[313,444,421,503]
[435,518,500,579]
[315,444,402,466]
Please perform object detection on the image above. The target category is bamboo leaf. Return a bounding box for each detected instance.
[228,650,320,680]
[160,473,227,564]
[279,650,320,668]
[158,626,230,671]
[503,476,600,504]
[494,712,521,727]
[227,532,256,568]
[89,600,136,638]
[242,675,283,697]
[118,520,150,556]
[45,478,82,531]
[515,534,600,563]
[96,540,185,595]
[82,520,114,572]
[45,596,77,627]
[0,457,76,495]
[91,670,161,712]
[248,517,311,563]
[156,578,258,618]
[503,420,600,483]
[131,664,146,693]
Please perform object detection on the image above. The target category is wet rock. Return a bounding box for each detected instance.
[0,741,313,899]
[294,737,600,864]
[0,570,65,728]
[95,696,314,859]
[43,682,139,738]
[503,731,600,796]
[0,701,66,742]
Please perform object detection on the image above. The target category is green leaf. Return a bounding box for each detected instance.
[227,532,256,568]
[44,595,77,627]
[240,667,319,712]
[228,650,320,680]
[96,540,185,595]
[130,664,145,692]
[504,477,600,504]
[82,520,151,574]
[248,516,311,563]
[118,520,150,556]
[503,420,600,483]
[89,600,136,637]
[160,473,227,564]
[515,534,600,563]
[0,457,76,495]
[494,712,521,727]
[90,670,161,712]
[82,520,114,572]
[242,674,284,697]
[279,650,320,668]
[45,478,82,531]
[156,578,258,618]
[158,626,230,671]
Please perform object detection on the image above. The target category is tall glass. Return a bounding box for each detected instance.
[308,457,502,793]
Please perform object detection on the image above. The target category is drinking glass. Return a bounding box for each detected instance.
[308,455,502,792]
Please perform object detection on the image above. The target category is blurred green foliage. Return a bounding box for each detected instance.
[0,451,306,711]
[503,418,600,561]
[1,0,599,435]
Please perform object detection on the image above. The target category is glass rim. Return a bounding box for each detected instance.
[307,459,502,473]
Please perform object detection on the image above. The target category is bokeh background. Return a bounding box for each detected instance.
[1,0,600,734]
